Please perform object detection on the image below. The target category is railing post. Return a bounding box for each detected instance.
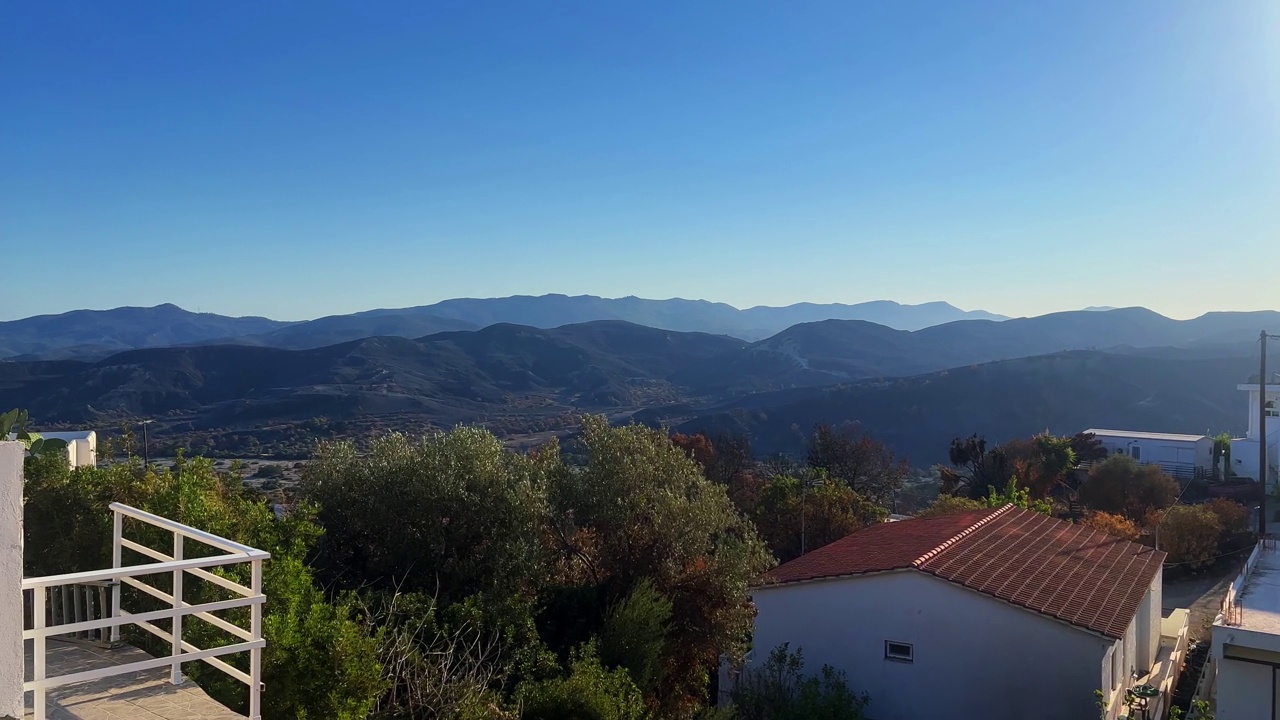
[171,532,184,685]
[33,588,46,720]
[110,508,122,643]
[250,557,263,720]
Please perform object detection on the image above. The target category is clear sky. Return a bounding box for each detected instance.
[3,1,1278,321]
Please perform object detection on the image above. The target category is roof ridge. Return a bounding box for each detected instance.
[911,503,1013,567]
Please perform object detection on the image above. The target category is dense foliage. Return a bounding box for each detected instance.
[749,473,886,562]
[1078,456,1178,522]
[1081,511,1141,541]
[1158,505,1223,570]
[915,494,985,518]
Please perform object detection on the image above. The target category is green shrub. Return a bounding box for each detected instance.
[516,643,651,720]
[729,644,868,720]
[916,494,985,518]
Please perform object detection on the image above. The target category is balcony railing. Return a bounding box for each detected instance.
[23,502,270,720]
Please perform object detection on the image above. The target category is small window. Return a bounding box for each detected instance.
[885,641,913,662]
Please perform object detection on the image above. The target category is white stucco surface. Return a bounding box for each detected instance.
[744,571,1121,720]
[1215,656,1278,720]
[1,442,24,719]
[1212,544,1280,718]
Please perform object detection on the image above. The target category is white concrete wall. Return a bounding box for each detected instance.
[1137,572,1161,671]
[1243,386,1280,442]
[1215,657,1276,720]
[0,442,24,719]
[743,571,1113,720]
[32,431,96,468]
[1094,436,1212,474]
[1231,437,1278,485]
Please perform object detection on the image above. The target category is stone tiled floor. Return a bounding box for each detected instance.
[24,642,245,720]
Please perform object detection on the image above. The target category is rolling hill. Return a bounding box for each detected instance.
[673,350,1256,466]
[0,321,743,426]
[1,312,1265,468]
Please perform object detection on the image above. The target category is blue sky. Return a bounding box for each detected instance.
[3,1,1277,321]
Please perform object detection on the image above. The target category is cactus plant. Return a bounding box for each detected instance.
[1,408,66,457]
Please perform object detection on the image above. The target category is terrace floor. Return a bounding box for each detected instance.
[1234,542,1280,635]
[24,642,244,720]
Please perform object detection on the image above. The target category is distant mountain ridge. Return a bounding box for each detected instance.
[1,317,1261,467]
[0,295,1005,359]
[0,304,291,360]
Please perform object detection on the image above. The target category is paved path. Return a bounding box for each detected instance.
[1163,558,1245,640]
[25,642,244,720]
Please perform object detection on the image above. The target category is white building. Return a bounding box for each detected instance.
[1211,540,1280,719]
[731,505,1167,720]
[1230,376,1279,489]
[6,429,96,467]
[1084,428,1212,480]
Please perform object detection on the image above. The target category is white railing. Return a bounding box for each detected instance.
[23,502,270,720]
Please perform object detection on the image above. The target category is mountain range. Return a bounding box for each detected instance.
[0,295,1005,360]
[3,304,1276,465]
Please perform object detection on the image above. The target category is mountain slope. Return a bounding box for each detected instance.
[0,321,741,424]
[675,351,1254,465]
[236,313,477,350]
[0,305,290,359]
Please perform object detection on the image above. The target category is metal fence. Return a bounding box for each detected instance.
[22,502,270,720]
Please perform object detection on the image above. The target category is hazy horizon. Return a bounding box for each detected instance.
[5,2,1278,322]
[3,293,1272,326]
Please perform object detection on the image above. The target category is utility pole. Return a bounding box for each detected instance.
[141,419,153,467]
[1261,332,1270,537]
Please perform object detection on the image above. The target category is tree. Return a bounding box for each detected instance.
[1081,511,1141,541]
[1213,433,1232,479]
[729,644,869,720]
[1070,432,1108,464]
[1078,456,1178,522]
[1203,498,1251,537]
[672,432,763,516]
[552,417,774,717]
[915,494,985,518]
[941,435,1011,500]
[303,428,555,606]
[671,433,716,470]
[1159,505,1222,571]
[806,423,907,506]
[599,579,673,696]
[751,473,887,562]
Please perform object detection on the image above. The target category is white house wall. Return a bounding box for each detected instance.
[1215,657,1278,720]
[744,571,1113,720]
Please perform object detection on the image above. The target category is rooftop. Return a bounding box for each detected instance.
[1084,428,1208,443]
[1230,543,1280,636]
[763,505,1166,639]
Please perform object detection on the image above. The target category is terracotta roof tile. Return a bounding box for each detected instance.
[762,505,1165,639]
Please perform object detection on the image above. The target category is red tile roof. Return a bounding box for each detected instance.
[761,505,1165,639]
